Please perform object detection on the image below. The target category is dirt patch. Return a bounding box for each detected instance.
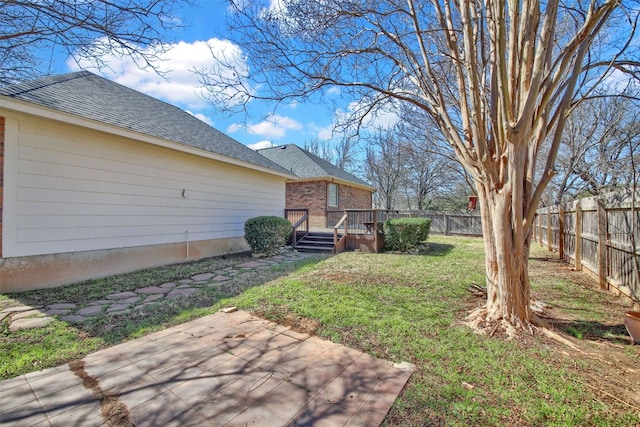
[68,359,134,427]
[280,313,321,335]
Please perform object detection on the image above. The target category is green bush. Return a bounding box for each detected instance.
[383,218,431,252]
[244,216,292,253]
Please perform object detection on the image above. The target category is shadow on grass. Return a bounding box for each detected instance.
[380,242,455,256]
[414,242,455,256]
[552,319,633,345]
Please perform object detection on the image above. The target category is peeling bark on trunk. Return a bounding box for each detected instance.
[479,185,532,327]
[473,142,534,331]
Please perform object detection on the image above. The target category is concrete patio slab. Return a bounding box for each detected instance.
[0,310,415,426]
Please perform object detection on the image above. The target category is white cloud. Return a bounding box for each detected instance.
[226,123,243,134]
[248,140,274,150]
[336,99,402,130]
[310,123,334,140]
[67,37,250,110]
[326,87,341,95]
[186,111,214,126]
[247,114,302,138]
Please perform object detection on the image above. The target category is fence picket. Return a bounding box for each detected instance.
[534,194,640,306]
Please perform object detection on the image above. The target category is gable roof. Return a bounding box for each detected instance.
[257,144,375,191]
[0,71,293,177]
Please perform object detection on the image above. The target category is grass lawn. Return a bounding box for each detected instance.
[1,236,639,426]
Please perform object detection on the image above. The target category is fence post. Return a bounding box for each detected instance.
[538,209,544,247]
[443,213,448,236]
[547,209,552,251]
[596,199,608,290]
[575,201,583,271]
[558,206,565,259]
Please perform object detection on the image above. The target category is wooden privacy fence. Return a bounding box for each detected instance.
[326,210,482,236]
[413,211,482,236]
[533,195,640,306]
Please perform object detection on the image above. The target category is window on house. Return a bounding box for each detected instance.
[328,183,339,207]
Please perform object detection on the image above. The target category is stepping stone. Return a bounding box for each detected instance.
[213,275,231,282]
[47,303,77,310]
[77,305,104,316]
[60,315,87,323]
[0,313,10,322]
[106,291,138,300]
[46,309,71,316]
[144,294,165,303]
[179,279,194,284]
[9,317,54,332]
[135,286,170,295]
[160,282,177,288]
[88,300,111,306]
[119,297,141,304]
[192,273,214,281]
[12,310,45,321]
[107,303,131,313]
[1,305,43,314]
[167,288,196,299]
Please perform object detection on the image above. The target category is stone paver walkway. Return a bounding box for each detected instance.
[1,251,313,330]
[0,310,415,426]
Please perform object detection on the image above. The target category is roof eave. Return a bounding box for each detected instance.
[0,96,298,180]
[288,175,376,192]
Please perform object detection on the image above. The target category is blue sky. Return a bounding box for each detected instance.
[48,0,394,152]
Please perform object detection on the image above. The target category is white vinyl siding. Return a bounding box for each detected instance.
[3,114,286,257]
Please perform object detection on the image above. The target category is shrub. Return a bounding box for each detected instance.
[244,216,292,254]
[383,218,431,252]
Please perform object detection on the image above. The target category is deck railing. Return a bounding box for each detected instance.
[333,214,348,253]
[326,210,345,228]
[343,209,401,234]
[285,209,309,247]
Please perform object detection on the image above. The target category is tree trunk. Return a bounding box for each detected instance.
[473,166,533,332]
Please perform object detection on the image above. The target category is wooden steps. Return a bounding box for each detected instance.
[294,232,338,253]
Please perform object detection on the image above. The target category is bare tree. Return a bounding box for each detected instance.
[207,1,640,334]
[396,115,470,210]
[546,93,640,204]
[304,133,361,174]
[365,129,405,210]
[0,0,188,84]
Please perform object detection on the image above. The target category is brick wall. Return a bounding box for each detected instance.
[286,180,373,228]
[338,185,373,211]
[0,117,4,257]
[286,181,327,227]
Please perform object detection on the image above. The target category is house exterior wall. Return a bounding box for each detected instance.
[0,111,286,292]
[338,185,373,211]
[285,179,373,228]
[286,180,327,227]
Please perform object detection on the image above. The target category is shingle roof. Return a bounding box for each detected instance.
[0,71,291,175]
[257,144,374,190]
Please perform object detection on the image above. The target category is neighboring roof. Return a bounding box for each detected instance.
[0,71,293,177]
[257,144,375,190]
